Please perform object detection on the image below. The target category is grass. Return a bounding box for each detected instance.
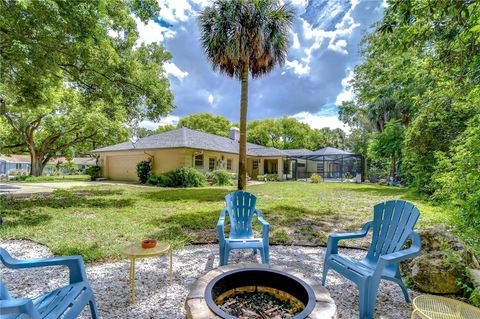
[10,175,91,182]
[0,182,449,263]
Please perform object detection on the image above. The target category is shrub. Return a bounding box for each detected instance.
[256,174,266,181]
[156,174,172,187]
[136,160,152,184]
[86,166,102,181]
[207,169,234,186]
[164,167,206,187]
[310,173,322,183]
[146,174,159,185]
[266,173,278,181]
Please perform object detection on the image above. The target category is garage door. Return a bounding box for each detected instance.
[106,154,147,181]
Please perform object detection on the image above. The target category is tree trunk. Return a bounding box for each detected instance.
[30,152,46,176]
[238,61,249,190]
[390,155,396,178]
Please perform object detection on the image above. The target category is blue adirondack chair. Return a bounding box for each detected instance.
[217,191,270,265]
[322,200,422,319]
[0,247,99,319]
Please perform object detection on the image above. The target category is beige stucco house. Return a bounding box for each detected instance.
[91,127,290,182]
[91,127,364,182]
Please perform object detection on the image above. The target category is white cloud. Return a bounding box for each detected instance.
[291,111,350,133]
[157,0,193,24]
[328,39,348,54]
[335,69,354,105]
[208,94,214,104]
[290,0,308,8]
[163,62,189,80]
[139,115,180,130]
[285,59,310,75]
[292,32,300,49]
[134,17,175,45]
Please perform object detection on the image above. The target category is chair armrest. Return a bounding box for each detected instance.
[0,298,40,319]
[326,221,372,255]
[217,208,227,242]
[380,232,422,264]
[0,248,87,284]
[254,209,269,241]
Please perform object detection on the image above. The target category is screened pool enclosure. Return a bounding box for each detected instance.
[283,147,365,182]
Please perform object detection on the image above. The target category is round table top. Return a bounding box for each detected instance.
[413,295,480,319]
[122,242,170,257]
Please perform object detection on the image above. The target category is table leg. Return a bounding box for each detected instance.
[410,309,417,319]
[169,248,173,285]
[129,256,136,304]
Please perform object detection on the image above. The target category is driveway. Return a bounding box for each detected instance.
[0,181,135,195]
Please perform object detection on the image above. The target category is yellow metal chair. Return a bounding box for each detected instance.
[411,295,480,319]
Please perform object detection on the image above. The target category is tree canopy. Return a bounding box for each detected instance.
[177,113,232,137]
[0,0,174,175]
[340,0,480,249]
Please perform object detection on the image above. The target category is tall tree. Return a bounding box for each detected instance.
[0,0,174,175]
[177,113,232,136]
[199,0,294,190]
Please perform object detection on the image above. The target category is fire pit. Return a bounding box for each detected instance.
[185,263,336,319]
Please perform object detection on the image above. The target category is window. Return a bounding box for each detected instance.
[227,159,232,170]
[15,163,21,169]
[317,162,324,173]
[209,158,215,171]
[194,154,203,168]
[252,160,259,170]
[297,162,305,168]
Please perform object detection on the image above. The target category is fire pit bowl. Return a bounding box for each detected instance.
[185,263,336,319]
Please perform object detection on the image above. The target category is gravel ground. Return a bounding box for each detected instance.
[0,240,418,318]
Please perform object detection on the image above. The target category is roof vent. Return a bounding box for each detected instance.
[229,127,240,141]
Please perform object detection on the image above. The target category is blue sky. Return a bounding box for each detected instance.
[136,0,386,132]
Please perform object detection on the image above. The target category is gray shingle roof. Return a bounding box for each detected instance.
[311,147,352,156]
[92,127,285,157]
[281,149,314,156]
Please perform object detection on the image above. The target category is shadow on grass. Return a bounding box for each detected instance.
[0,210,51,228]
[149,210,220,244]
[141,188,230,202]
[6,196,135,210]
[72,189,126,197]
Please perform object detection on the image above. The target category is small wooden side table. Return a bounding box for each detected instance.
[411,295,480,319]
[122,242,172,304]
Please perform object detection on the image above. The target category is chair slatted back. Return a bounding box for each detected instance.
[366,200,420,262]
[225,191,257,239]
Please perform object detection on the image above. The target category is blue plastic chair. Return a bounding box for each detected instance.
[0,248,99,319]
[217,191,270,265]
[322,200,422,319]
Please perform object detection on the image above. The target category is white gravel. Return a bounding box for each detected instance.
[0,240,418,319]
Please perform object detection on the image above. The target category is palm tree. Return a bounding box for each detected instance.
[199,0,294,190]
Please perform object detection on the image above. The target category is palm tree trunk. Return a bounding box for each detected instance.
[238,61,249,190]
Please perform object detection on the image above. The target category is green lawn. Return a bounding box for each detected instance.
[0,182,449,262]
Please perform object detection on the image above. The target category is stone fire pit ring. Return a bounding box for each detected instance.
[185,263,337,319]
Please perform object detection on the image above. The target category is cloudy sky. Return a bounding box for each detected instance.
[138,0,386,132]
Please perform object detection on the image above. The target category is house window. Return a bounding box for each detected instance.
[15,163,21,169]
[209,158,215,171]
[317,162,324,173]
[297,162,305,168]
[227,159,232,170]
[194,154,203,168]
[252,160,259,170]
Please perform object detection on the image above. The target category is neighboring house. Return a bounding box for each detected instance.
[0,154,32,175]
[0,154,97,176]
[91,127,364,182]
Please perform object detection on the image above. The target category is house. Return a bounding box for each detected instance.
[0,154,97,176]
[91,127,364,182]
[0,154,32,175]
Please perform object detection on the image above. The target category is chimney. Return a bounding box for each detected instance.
[229,127,240,141]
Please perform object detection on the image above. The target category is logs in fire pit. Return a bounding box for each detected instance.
[185,263,336,319]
